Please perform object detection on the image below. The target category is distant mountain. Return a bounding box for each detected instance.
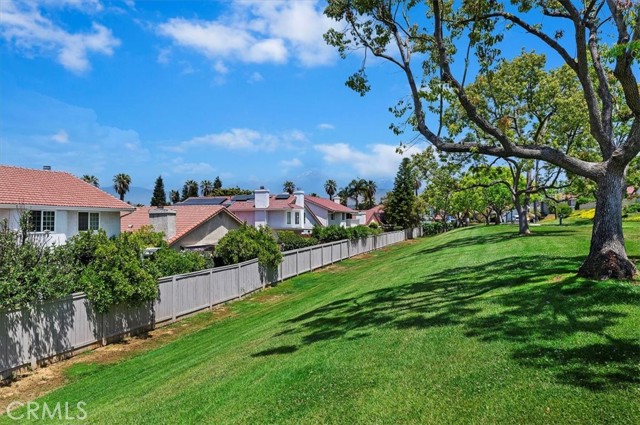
[103,186,153,206]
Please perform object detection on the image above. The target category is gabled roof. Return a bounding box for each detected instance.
[0,165,133,210]
[305,196,356,213]
[227,195,302,212]
[120,205,242,245]
[363,205,384,225]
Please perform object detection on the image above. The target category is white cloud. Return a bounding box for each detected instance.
[157,0,334,68]
[279,158,303,168]
[248,71,263,83]
[169,128,307,153]
[314,143,421,178]
[0,0,120,73]
[51,129,69,143]
[213,60,229,75]
[171,158,215,175]
[317,123,335,130]
[157,47,171,64]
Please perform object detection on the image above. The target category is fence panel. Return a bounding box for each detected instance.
[281,252,297,279]
[0,309,30,374]
[240,260,262,294]
[298,249,311,274]
[310,246,323,270]
[331,243,341,263]
[211,266,240,304]
[175,271,210,317]
[104,302,154,338]
[154,279,174,323]
[322,245,332,266]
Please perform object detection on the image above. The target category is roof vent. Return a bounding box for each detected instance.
[43,165,51,171]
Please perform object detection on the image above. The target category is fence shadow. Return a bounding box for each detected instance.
[265,255,640,391]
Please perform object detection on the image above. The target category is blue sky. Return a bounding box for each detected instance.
[0,0,427,202]
[0,1,572,203]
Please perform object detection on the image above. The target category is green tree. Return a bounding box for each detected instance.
[283,181,296,195]
[82,175,99,187]
[169,190,180,205]
[150,175,167,207]
[362,180,377,209]
[324,179,337,200]
[213,176,223,190]
[113,173,131,201]
[324,0,640,279]
[385,158,419,229]
[182,180,199,201]
[215,225,282,270]
[337,187,349,206]
[200,180,214,197]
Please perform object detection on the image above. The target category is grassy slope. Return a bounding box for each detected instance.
[3,223,639,424]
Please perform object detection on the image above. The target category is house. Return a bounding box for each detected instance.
[0,165,134,246]
[361,204,385,226]
[304,196,362,228]
[226,189,314,231]
[120,205,242,250]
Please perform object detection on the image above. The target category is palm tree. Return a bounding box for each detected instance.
[82,175,99,187]
[364,180,377,209]
[337,188,349,206]
[283,180,295,194]
[324,179,337,200]
[113,173,131,201]
[348,178,367,209]
[414,178,422,196]
[169,190,180,205]
[201,180,214,196]
[182,180,199,200]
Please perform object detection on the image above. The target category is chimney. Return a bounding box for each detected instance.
[149,208,176,240]
[254,188,270,209]
[334,196,341,204]
[43,165,51,171]
[293,190,304,208]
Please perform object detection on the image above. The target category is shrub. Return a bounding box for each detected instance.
[278,231,318,251]
[368,222,379,229]
[215,225,282,269]
[623,203,640,214]
[422,222,451,236]
[146,248,207,278]
[312,225,381,243]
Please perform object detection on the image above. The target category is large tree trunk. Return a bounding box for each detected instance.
[578,168,637,280]
[514,197,531,235]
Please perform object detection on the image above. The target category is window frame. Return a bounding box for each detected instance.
[295,211,300,225]
[286,211,292,225]
[28,210,55,232]
[329,212,335,221]
[78,212,100,232]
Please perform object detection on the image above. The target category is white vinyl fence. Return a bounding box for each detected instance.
[1,228,420,379]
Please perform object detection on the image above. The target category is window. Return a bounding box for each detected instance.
[341,213,345,220]
[295,212,300,225]
[78,212,99,231]
[346,213,353,219]
[329,213,335,221]
[287,211,292,224]
[28,210,55,232]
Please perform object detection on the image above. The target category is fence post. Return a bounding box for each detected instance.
[209,269,214,309]
[237,263,242,298]
[321,244,324,266]
[171,276,177,322]
[295,250,300,276]
[30,310,37,369]
[101,312,107,346]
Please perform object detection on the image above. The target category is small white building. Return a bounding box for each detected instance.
[305,196,362,228]
[0,165,134,246]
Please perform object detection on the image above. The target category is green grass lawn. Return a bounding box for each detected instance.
[3,223,639,424]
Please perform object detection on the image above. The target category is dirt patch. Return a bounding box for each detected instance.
[252,293,285,304]
[350,253,373,260]
[0,305,233,413]
[322,264,347,273]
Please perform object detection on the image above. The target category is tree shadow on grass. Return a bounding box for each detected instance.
[411,227,578,257]
[261,254,640,391]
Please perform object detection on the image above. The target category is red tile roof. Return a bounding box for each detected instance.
[363,205,384,225]
[120,205,242,244]
[227,195,302,212]
[0,165,133,210]
[306,196,356,213]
